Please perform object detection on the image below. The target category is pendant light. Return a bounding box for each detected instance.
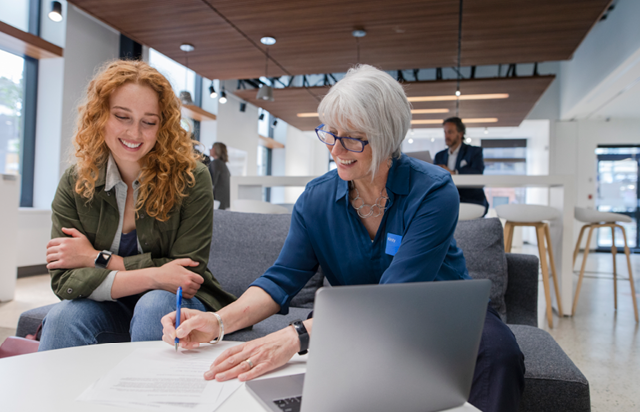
[179,43,195,106]
[256,37,276,101]
[219,86,227,104]
[352,29,367,64]
[48,1,63,22]
[455,0,463,115]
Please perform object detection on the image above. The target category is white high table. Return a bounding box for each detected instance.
[0,341,479,412]
[231,174,575,315]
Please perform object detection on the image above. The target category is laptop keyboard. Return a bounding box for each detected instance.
[273,396,302,412]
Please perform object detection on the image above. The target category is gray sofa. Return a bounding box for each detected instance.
[17,210,589,411]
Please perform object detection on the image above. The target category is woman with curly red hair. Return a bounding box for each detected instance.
[39,60,236,350]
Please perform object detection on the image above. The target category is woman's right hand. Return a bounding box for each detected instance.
[153,258,204,298]
[161,308,219,348]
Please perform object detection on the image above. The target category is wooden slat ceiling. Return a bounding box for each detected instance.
[68,0,610,80]
[234,75,555,130]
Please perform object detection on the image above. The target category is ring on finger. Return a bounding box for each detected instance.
[244,358,254,369]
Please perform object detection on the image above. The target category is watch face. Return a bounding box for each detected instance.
[95,251,112,268]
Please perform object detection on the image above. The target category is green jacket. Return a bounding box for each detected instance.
[50,161,237,311]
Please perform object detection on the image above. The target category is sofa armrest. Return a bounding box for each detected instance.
[505,253,539,327]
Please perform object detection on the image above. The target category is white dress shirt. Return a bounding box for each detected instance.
[447,144,461,172]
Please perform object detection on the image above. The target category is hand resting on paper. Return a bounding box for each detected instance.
[161,308,307,382]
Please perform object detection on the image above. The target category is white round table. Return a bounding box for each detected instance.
[0,341,478,412]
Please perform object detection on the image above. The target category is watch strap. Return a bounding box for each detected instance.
[289,319,309,355]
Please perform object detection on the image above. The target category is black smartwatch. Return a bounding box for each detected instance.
[94,250,113,269]
[289,319,309,355]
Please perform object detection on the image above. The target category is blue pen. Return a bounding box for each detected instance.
[175,286,182,351]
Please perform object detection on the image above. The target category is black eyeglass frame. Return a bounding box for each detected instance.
[315,124,370,153]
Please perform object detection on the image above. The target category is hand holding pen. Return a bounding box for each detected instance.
[175,286,182,351]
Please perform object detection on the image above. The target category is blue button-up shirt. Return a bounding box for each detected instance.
[251,154,470,314]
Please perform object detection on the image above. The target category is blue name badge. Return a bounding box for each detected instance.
[385,233,403,256]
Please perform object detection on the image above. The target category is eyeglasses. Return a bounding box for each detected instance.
[315,124,369,153]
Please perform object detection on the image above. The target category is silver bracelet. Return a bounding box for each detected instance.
[210,312,224,344]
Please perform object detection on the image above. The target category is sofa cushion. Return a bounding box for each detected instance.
[210,210,322,308]
[509,325,590,412]
[454,218,508,320]
[15,303,57,339]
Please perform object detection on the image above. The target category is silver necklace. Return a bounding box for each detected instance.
[350,182,389,218]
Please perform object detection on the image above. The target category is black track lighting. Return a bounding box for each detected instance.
[209,81,217,99]
[272,119,278,128]
[259,113,265,121]
[219,90,227,104]
[239,102,246,112]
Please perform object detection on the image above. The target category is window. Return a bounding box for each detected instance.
[0,50,24,176]
[595,146,639,250]
[481,139,527,208]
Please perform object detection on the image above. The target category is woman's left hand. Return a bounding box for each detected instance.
[46,227,98,270]
[205,326,300,382]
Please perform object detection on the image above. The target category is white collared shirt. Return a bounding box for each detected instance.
[447,144,461,172]
[88,154,142,302]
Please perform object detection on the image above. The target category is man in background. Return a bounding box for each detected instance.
[434,117,488,215]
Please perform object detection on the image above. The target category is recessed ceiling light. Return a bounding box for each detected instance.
[407,93,509,102]
[297,112,319,117]
[180,43,195,52]
[408,138,414,144]
[352,29,367,38]
[410,108,450,114]
[261,37,277,45]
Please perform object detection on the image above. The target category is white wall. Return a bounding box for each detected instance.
[283,128,329,203]
[16,209,51,267]
[215,84,259,177]
[57,5,120,179]
[560,0,640,119]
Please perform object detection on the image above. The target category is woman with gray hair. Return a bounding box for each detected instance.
[161,65,524,412]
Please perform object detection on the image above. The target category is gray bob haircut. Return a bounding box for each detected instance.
[318,65,411,177]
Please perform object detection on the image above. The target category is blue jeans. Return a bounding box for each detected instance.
[38,290,206,351]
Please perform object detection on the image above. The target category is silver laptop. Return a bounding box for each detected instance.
[246,279,491,412]
[406,150,433,164]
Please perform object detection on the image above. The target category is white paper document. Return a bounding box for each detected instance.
[77,344,242,411]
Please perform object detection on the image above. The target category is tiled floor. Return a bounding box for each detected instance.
[1,250,639,411]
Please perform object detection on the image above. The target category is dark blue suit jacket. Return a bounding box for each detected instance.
[434,143,488,209]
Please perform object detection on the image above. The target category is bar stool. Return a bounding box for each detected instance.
[458,203,486,221]
[495,204,563,328]
[572,207,638,322]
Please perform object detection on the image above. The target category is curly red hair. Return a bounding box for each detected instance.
[73,59,197,221]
